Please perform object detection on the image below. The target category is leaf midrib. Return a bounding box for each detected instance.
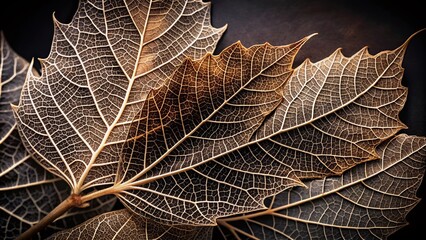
[122,40,306,187]
[78,0,211,191]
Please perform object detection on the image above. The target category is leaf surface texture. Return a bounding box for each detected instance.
[48,209,213,240]
[0,33,115,240]
[14,0,225,190]
[217,134,426,239]
[11,0,421,230]
[115,39,410,224]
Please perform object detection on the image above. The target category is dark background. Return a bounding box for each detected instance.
[1,0,425,239]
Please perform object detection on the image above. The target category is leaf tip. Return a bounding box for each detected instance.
[300,182,308,189]
[399,122,409,130]
[335,47,343,55]
[295,33,318,48]
[396,28,425,55]
[306,32,319,40]
[51,11,59,24]
[51,11,69,30]
[24,57,39,83]
[24,57,34,74]
[37,57,49,72]
[231,40,245,51]
[219,23,228,33]
[301,58,313,66]
[404,28,426,46]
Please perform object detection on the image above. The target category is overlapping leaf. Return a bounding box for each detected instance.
[116,38,310,224]
[11,0,421,233]
[0,32,28,142]
[0,33,115,240]
[113,37,411,225]
[217,134,426,239]
[48,209,213,240]
[13,0,226,191]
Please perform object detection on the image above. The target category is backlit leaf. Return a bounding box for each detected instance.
[116,37,310,224]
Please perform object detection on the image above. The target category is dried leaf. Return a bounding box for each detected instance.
[48,209,213,240]
[115,37,410,224]
[13,0,226,191]
[217,134,426,239]
[10,0,423,234]
[0,33,115,239]
[116,37,310,223]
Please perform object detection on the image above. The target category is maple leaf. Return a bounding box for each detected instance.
[3,0,424,239]
[13,0,226,191]
[111,34,412,225]
[0,33,115,239]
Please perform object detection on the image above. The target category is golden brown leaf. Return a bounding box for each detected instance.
[116,37,310,224]
[10,0,423,234]
[113,35,412,225]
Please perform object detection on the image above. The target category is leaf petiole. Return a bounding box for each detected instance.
[16,186,120,240]
[17,195,77,240]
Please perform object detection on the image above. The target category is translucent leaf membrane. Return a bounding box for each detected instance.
[0,32,28,143]
[118,38,309,224]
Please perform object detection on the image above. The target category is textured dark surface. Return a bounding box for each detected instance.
[1,0,424,239]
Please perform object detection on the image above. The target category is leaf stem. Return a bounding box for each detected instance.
[17,194,79,240]
[17,186,120,240]
[217,208,274,223]
[80,185,120,203]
